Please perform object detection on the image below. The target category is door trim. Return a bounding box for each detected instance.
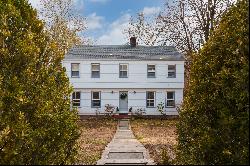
[119,91,128,113]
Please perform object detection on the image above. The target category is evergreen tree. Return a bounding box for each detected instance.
[0,0,79,164]
[176,0,249,164]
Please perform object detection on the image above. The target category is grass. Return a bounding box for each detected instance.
[76,117,117,165]
[130,118,179,165]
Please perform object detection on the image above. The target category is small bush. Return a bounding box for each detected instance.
[160,148,172,165]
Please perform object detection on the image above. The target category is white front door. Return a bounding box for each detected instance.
[119,91,128,113]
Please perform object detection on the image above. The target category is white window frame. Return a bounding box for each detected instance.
[146,91,155,108]
[72,92,81,107]
[166,91,175,107]
[119,63,128,78]
[91,63,100,78]
[168,65,176,78]
[92,91,101,108]
[71,63,80,77]
[147,64,156,78]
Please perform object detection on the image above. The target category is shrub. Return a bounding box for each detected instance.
[157,102,166,115]
[160,148,172,165]
[0,0,79,164]
[176,0,249,165]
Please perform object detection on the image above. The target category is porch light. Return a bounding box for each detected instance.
[111,91,114,94]
[133,91,136,94]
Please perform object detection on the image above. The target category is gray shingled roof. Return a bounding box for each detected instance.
[64,45,184,61]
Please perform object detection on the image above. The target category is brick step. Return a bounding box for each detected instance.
[112,114,131,119]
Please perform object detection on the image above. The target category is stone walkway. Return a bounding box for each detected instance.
[96,119,155,165]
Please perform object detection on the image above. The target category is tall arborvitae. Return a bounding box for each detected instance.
[0,0,79,164]
[176,0,249,164]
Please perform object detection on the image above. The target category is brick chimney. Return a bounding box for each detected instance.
[130,37,137,47]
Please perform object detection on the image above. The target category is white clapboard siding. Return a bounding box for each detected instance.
[63,60,184,115]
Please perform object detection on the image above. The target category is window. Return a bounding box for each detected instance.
[147,64,156,78]
[71,63,80,77]
[92,91,101,107]
[168,65,176,78]
[146,91,155,107]
[91,63,100,78]
[119,64,128,78]
[166,91,175,107]
[72,92,80,107]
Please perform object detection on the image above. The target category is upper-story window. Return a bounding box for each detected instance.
[71,63,80,77]
[146,91,155,107]
[147,64,156,78]
[166,91,175,107]
[168,65,176,78]
[119,64,128,78]
[72,92,80,107]
[92,91,101,108]
[91,63,100,78]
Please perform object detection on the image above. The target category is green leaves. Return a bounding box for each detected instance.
[0,0,79,164]
[157,102,165,115]
[176,0,249,165]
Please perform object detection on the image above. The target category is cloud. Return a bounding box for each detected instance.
[142,7,161,16]
[86,13,104,30]
[96,14,131,45]
[73,0,85,11]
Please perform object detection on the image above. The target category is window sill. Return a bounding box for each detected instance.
[146,106,156,108]
[119,77,128,78]
[166,106,175,108]
[147,77,156,78]
[71,76,80,78]
[92,106,101,108]
[167,77,176,78]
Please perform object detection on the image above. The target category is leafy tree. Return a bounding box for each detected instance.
[176,0,249,164]
[0,0,79,164]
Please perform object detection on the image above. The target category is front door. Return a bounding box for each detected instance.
[119,91,128,113]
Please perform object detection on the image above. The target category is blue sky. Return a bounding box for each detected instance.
[29,0,166,45]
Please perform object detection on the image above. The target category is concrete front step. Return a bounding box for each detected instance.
[97,159,154,165]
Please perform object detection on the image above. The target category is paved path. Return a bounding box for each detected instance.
[97,119,155,165]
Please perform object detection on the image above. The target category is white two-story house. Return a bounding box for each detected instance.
[62,37,184,115]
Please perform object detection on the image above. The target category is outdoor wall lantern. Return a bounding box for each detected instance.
[111,91,114,94]
[133,91,136,94]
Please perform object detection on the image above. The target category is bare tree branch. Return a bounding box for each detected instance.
[39,0,89,53]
